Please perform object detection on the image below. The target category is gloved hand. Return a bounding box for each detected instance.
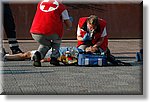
[69,16,73,22]
[77,48,85,53]
[82,33,91,41]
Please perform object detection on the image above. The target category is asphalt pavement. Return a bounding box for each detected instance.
[0,39,143,95]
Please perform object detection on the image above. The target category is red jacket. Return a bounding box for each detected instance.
[30,0,66,38]
[77,17,108,51]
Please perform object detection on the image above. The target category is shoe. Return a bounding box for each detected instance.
[0,48,7,61]
[136,52,142,62]
[33,51,41,67]
[50,57,60,66]
[11,47,23,54]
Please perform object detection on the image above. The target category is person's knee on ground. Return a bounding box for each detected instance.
[32,32,61,66]
[33,46,50,67]
[50,42,60,66]
[38,45,50,59]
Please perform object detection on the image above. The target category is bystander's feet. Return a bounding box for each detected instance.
[11,47,23,54]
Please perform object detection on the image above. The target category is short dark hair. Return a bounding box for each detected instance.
[87,15,99,26]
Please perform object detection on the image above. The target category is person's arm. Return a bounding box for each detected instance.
[76,25,83,41]
[64,20,72,29]
[93,26,107,48]
[77,32,91,42]
[93,37,104,48]
[77,35,83,41]
[61,10,72,29]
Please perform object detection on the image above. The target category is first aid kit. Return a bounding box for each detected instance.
[78,53,107,66]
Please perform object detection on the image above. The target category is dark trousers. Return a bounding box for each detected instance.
[3,3,19,49]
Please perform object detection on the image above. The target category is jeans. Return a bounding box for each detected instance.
[32,33,61,59]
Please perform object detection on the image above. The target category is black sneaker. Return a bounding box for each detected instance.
[11,47,23,54]
[33,51,41,67]
[50,57,60,66]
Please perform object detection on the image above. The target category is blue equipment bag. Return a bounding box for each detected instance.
[78,53,107,66]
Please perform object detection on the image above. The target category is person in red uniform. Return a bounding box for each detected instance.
[76,15,108,53]
[30,0,72,67]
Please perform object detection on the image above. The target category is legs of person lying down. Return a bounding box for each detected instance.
[4,51,51,62]
[5,51,32,60]
[4,47,79,61]
[4,48,51,61]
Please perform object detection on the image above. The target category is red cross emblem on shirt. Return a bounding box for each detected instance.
[40,0,59,12]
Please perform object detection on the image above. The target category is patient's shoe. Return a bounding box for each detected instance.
[33,51,41,67]
[50,57,60,66]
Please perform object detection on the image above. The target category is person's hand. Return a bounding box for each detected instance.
[90,46,98,53]
[85,46,92,52]
[85,46,98,53]
[69,16,73,22]
[82,33,91,41]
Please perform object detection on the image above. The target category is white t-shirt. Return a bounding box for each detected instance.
[61,10,70,20]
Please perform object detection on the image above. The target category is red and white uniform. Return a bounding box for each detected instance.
[30,0,69,38]
[77,17,108,51]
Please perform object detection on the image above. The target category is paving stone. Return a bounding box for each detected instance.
[35,85,56,95]
[1,40,143,95]
[20,85,38,95]
[2,86,22,95]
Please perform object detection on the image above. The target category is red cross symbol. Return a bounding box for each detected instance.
[40,0,58,12]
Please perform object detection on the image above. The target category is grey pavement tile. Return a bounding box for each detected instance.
[66,81,82,87]
[2,74,16,80]
[64,85,105,95]
[42,73,62,82]
[0,85,3,94]
[2,86,22,95]
[2,80,18,88]
[32,79,50,86]
[51,85,73,95]
[13,74,50,87]
[35,85,56,95]
[2,40,143,95]
[69,87,91,95]
[117,85,142,95]
[2,75,17,87]
[13,73,44,80]
[16,80,35,87]
[20,85,38,95]
[3,61,31,67]
[47,80,67,87]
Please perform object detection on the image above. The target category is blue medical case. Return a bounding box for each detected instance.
[78,53,107,66]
